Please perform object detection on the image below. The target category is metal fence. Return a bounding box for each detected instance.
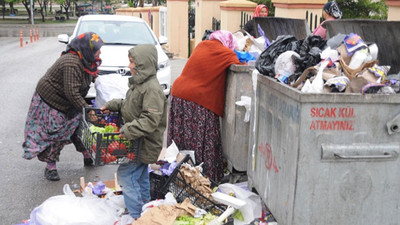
[305,10,323,32]
[240,11,251,29]
[212,17,220,30]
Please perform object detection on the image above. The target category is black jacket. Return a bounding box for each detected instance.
[243,19,256,37]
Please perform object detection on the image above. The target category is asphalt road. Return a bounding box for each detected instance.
[0,33,186,224]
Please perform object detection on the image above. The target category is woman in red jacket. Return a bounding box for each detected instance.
[167,30,241,182]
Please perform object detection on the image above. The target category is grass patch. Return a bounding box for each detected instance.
[0,18,78,24]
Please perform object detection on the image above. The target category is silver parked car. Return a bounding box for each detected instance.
[58,14,171,99]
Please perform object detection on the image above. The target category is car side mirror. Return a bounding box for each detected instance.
[58,34,69,44]
[159,36,168,45]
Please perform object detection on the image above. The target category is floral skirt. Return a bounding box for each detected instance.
[22,92,82,163]
[167,96,224,182]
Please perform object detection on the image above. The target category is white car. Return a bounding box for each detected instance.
[58,14,171,101]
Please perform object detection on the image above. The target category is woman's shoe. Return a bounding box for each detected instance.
[84,158,94,167]
[44,168,60,181]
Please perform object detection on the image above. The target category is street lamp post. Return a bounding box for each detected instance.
[30,0,34,24]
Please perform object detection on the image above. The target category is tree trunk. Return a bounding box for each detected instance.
[40,8,45,22]
[1,0,4,20]
[10,2,16,15]
[74,2,80,17]
[22,1,32,23]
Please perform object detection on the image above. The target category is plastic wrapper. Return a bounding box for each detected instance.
[274,51,299,78]
[29,195,120,225]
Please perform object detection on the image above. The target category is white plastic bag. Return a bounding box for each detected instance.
[233,32,247,51]
[274,50,299,77]
[95,73,129,107]
[164,140,180,163]
[29,195,118,225]
[218,183,262,225]
[235,96,252,122]
[141,192,177,215]
[301,59,330,93]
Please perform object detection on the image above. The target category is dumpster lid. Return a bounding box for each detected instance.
[324,19,400,74]
[254,17,311,41]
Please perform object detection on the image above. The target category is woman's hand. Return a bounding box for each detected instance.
[100,105,110,114]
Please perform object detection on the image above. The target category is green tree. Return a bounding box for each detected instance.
[1,0,4,19]
[36,0,47,22]
[6,0,18,15]
[249,0,387,20]
[21,0,34,23]
[336,0,387,20]
[56,0,75,19]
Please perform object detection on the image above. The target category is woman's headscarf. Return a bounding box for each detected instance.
[209,30,237,51]
[323,1,342,19]
[63,32,104,75]
[252,4,268,18]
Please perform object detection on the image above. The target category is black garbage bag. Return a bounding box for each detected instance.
[297,35,326,56]
[292,35,327,75]
[255,35,299,77]
[202,29,214,41]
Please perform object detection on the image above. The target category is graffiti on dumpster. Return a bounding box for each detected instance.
[266,93,300,123]
[258,142,279,173]
[309,106,355,131]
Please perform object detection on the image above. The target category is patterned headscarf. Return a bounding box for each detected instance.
[323,1,342,19]
[63,32,104,76]
[209,30,237,51]
[252,4,269,18]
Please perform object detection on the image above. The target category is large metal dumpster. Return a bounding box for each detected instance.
[324,19,400,74]
[221,65,254,172]
[247,74,400,225]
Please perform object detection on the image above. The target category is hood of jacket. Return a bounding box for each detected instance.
[128,44,158,85]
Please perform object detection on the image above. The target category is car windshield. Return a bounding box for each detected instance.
[76,20,157,45]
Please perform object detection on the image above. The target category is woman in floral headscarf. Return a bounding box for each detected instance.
[243,4,269,37]
[313,1,342,39]
[167,30,241,182]
[23,32,104,181]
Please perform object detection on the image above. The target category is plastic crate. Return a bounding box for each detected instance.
[149,172,169,200]
[79,107,143,166]
[154,154,227,215]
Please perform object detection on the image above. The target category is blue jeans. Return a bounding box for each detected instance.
[117,161,150,218]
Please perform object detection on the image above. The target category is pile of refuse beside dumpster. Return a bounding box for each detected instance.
[233,29,399,95]
[15,142,277,225]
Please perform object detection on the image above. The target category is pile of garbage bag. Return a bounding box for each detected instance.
[252,32,400,95]
[18,142,277,225]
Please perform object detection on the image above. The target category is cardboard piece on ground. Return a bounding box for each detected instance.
[79,173,122,193]
[133,198,196,225]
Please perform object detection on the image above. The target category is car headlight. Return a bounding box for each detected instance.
[158,60,170,70]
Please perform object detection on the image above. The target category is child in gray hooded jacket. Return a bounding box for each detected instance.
[101,44,167,219]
